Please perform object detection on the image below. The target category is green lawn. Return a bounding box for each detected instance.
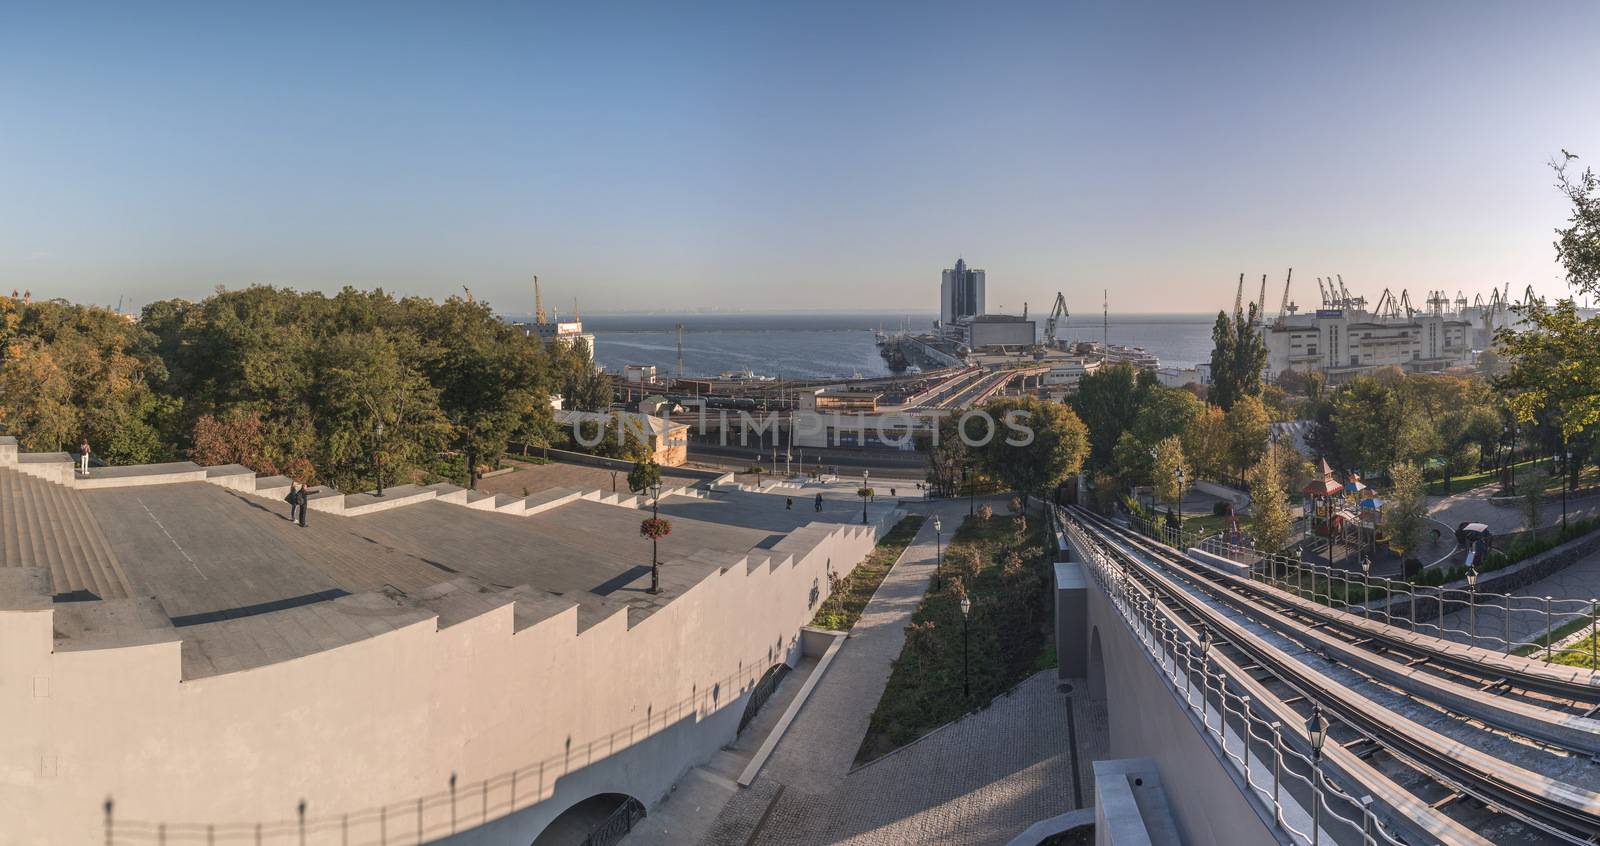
[809,516,926,631]
[854,510,1054,764]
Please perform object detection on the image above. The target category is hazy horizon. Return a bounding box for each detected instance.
[5,2,1599,315]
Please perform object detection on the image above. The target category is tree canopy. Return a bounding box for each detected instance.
[0,286,596,491]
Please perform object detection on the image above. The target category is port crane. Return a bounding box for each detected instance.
[1276,268,1296,326]
[1043,292,1069,348]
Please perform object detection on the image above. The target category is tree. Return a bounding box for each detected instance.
[628,458,662,495]
[1150,436,1189,515]
[193,409,278,473]
[1182,405,1232,481]
[1208,310,1239,410]
[1248,454,1293,554]
[1070,363,1147,470]
[1225,395,1271,484]
[0,339,77,450]
[1383,462,1428,558]
[976,396,1090,502]
[1496,155,1600,442]
[1207,304,1268,411]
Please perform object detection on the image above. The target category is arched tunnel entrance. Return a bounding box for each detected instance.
[739,662,791,733]
[529,792,644,846]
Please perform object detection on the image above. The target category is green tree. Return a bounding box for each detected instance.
[1150,436,1189,514]
[1208,310,1238,410]
[1248,454,1293,554]
[1070,362,1147,470]
[1225,395,1271,483]
[628,458,663,496]
[1383,462,1428,557]
[976,396,1090,502]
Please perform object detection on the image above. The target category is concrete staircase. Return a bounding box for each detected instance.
[0,467,134,599]
[0,435,718,528]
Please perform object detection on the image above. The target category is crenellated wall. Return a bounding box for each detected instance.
[0,507,898,845]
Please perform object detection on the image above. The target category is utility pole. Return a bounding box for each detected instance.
[675,323,685,378]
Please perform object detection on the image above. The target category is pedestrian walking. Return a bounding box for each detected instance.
[785,497,793,510]
[814,492,823,512]
[285,484,300,521]
[79,440,91,476]
[890,487,896,498]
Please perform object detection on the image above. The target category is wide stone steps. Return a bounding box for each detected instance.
[0,467,133,599]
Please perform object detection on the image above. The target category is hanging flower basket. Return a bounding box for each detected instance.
[640,517,672,540]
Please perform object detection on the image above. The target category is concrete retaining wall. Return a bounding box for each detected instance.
[1071,535,1281,846]
[0,512,898,844]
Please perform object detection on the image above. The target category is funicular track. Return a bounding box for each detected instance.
[1066,505,1600,844]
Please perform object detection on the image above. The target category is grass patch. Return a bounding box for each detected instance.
[809,516,926,631]
[854,509,1052,764]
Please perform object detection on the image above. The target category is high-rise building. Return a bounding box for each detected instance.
[940,258,985,325]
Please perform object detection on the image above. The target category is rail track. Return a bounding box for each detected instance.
[1066,505,1600,844]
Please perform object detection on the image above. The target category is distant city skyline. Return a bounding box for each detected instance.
[3,2,1599,314]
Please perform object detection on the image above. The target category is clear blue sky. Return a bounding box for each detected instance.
[3,1,1597,314]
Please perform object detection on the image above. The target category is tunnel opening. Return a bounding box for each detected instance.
[529,792,644,846]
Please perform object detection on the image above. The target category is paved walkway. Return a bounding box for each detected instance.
[1429,483,1600,535]
[699,497,1092,845]
[1436,548,1600,651]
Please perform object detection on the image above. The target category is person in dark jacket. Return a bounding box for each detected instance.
[814,493,824,512]
[285,484,300,521]
[298,486,311,527]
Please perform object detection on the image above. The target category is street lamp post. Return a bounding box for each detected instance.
[959,595,972,698]
[1307,704,1328,846]
[649,481,663,594]
[373,421,385,497]
[967,464,976,516]
[1563,446,1573,531]
[1360,556,1371,618]
[1174,466,1186,540]
[1466,566,1480,648]
[933,516,943,591]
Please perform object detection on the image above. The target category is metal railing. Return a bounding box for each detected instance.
[1123,512,1600,667]
[1059,508,1406,846]
[738,663,791,733]
[579,797,645,846]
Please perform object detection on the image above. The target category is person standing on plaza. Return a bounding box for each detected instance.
[79,440,91,477]
[298,485,310,527]
[285,484,301,522]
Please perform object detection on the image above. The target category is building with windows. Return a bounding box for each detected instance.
[939,258,986,326]
[1264,307,1473,382]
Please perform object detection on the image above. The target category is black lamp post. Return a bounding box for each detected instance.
[959,594,972,698]
[1307,704,1327,846]
[374,421,385,497]
[1360,556,1371,618]
[649,480,663,594]
[861,471,870,525]
[1466,565,1479,648]
[933,516,943,591]
[1174,466,1186,538]
[968,464,976,516]
[1563,445,1572,531]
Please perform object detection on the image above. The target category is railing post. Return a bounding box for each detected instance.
[1504,594,1511,655]
[1591,599,1598,670]
[1270,721,1283,826]
[1546,596,1555,660]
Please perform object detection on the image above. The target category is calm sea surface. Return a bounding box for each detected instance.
[562,312,1216,379]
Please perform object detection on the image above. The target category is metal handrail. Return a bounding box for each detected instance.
[1126,512,1600,666]
[1059,509,1405,846]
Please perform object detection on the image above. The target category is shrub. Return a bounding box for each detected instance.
[977,503,993,521]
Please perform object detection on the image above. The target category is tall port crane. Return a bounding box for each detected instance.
[1276,268,1296,326]
[1043,291,1069,347]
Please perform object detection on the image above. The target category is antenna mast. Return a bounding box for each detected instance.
[675,323,685,378]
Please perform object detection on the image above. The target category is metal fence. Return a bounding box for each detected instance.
[1122,512,1600,666]
[579,797,645,846]
[1060,508,1409,846]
